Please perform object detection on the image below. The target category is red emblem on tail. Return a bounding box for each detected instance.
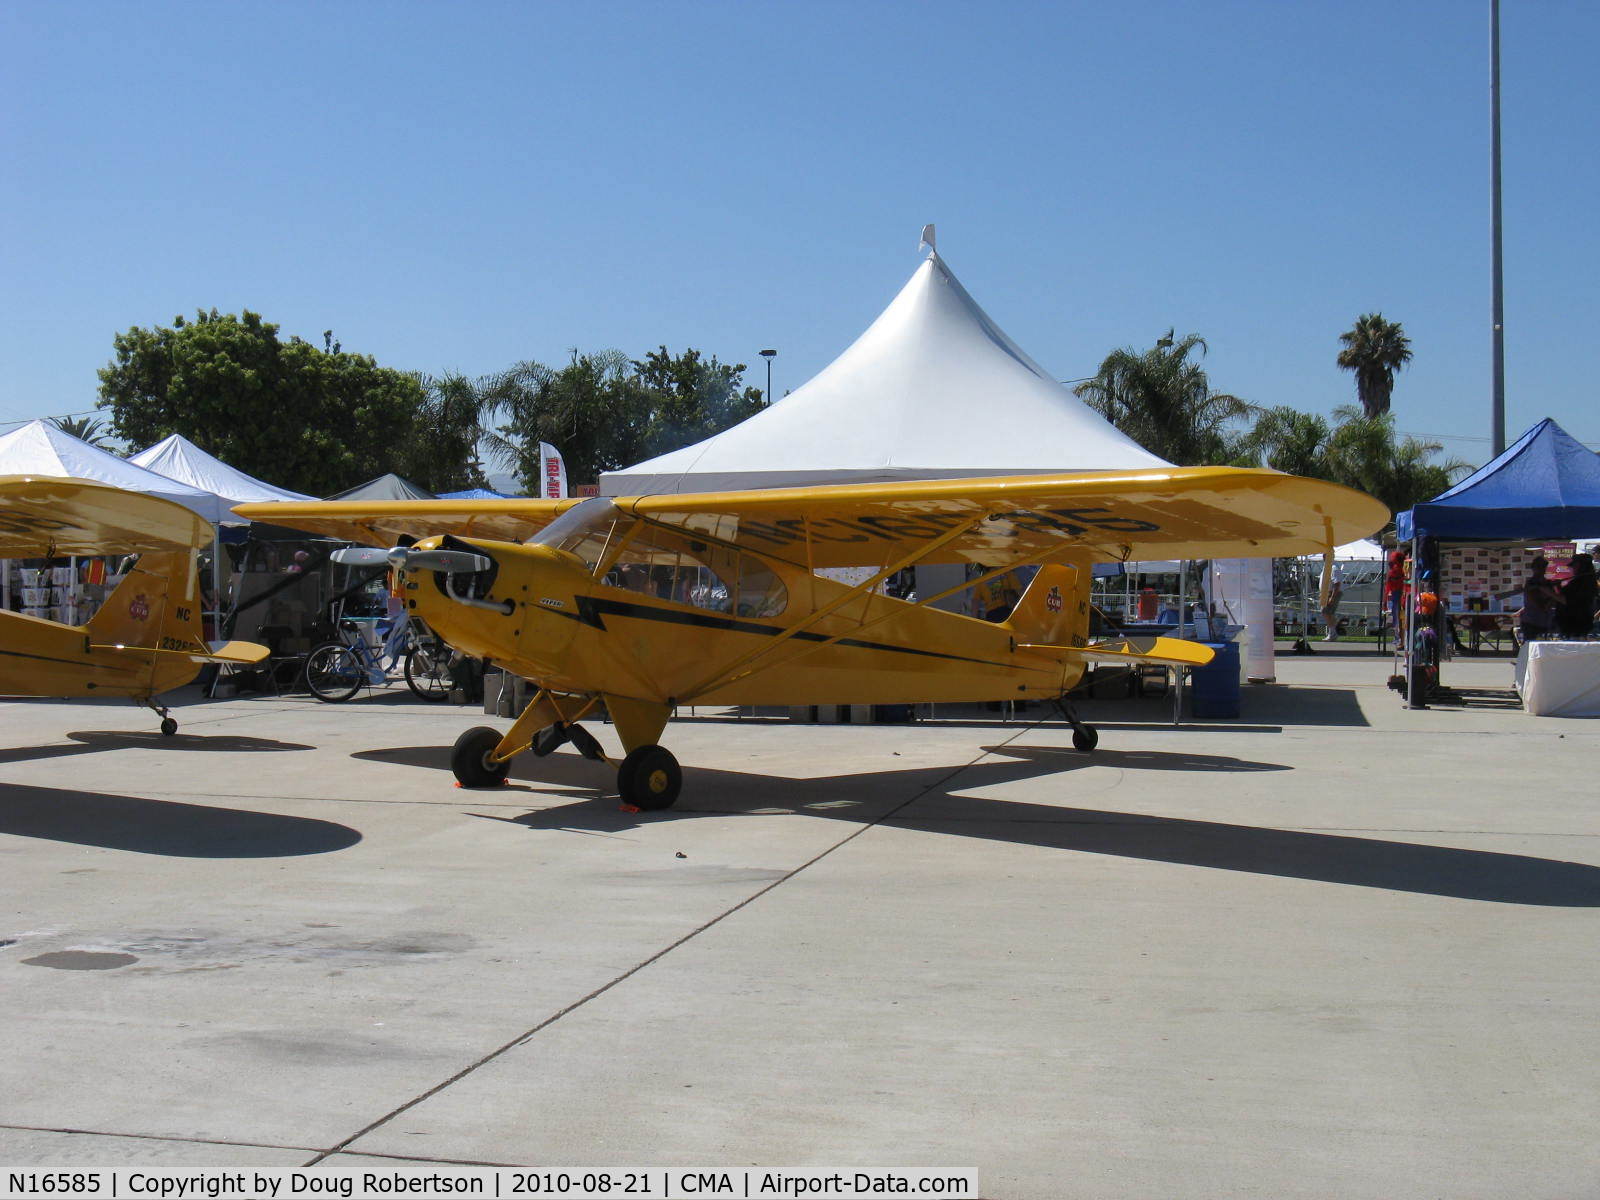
[128,594,150,621]
[1045,586,1063,613]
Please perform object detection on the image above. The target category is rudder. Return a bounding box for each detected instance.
[1003,563,1089,647]
[85,550,207,654]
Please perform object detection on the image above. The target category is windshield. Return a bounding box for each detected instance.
[529,497,620,571]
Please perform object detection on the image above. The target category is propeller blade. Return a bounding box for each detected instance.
[397,548,492,574]
[329,547,393,566]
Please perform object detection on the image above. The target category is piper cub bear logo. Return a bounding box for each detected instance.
[1045,585,1063,614]
[128,594,151,621]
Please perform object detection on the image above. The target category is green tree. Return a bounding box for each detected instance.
[396,371,496,493]
[47,414,117,449]
[487,351,651,493]
[1337,313,1413,419]
[1074,330,1257,464]
[631,346,767,459]
[1242,406,1332,477]
[1321,406,1465,515]
[488,347,768,492]
[96,309,430,497]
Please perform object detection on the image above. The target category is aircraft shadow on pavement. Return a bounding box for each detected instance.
[356,741,1600,906]
[0,731,314,767]
[0,782,361,857]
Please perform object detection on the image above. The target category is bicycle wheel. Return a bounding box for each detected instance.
[403,638,452,702]
[303,643,365,702]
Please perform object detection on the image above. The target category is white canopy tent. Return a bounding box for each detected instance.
[0,420,226,523]
[130,433,313,516]
[601,250,1170,496]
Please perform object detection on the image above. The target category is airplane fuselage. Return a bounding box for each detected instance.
[400,537,1087,708]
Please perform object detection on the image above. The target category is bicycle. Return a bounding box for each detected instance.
[302,612,453,703]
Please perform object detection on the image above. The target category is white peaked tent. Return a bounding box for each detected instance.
[130,433,314,514]
[601,251,1170,495]
[0,420,226,523]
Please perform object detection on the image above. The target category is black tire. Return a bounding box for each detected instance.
[160,717,178,737]
[567,722,606,761]
[403,640,451,702]
[617,744,681,811]
[452,725,510,788]
[303,643,363,703]
[1072,726,1099,753]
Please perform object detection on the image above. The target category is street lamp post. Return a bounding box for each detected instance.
[759,349,777,402]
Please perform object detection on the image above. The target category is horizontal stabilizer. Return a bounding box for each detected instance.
[91,640,270,665]
[1018,635,1216,668]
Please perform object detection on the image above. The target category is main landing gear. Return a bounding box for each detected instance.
[449,689,681,810]
[1054,696,1099,752]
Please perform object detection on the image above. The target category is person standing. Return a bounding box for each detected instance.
[1556,553,1597,639]
[1320,581,1344,641]
[1517,556,1560,644]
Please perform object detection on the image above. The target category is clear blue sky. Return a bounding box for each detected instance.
[3,0,1595,470]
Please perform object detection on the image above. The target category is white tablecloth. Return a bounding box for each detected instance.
[1514,641,1600,717]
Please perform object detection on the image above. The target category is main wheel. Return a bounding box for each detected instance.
[403,640,451,702]
[452,725,510,787]
[1072,726,1099,752]
[303,643,363,702]
[617,744,681,811]
[160,717,178,737]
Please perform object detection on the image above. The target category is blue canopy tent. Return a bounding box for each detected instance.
[1398,418,1600,542]
[1395,418,1600,707]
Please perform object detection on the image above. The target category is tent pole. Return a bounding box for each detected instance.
[210,528,223,645]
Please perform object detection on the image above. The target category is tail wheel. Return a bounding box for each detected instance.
[304,643,363,703]
[403,640,451,702]
[452,725,510,788]
[617,744,681,811]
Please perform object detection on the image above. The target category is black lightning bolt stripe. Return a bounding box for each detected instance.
[550,595,1014,669]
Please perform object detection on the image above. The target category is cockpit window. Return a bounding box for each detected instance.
[601,523,786,617]
[529,497,619,572]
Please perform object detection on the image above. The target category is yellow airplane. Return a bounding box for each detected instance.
[1,476,268,734]
[239,467,1387,807]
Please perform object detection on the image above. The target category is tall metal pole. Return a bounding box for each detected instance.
[760,348,776,403]
[1490,0,1506,456]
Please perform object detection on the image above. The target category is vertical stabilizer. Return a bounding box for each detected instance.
[1004,563,1089,647]
[85,550,207,654]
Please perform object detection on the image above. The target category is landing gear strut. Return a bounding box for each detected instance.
[1054,696,1098,752]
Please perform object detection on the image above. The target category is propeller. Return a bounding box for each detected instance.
[329,545,490,574]
[393,548,492,574]
[329,547,391,566]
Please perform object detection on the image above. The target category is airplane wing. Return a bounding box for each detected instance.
[0,476,212,556]
[234,467,1388,569]
[230,497,574,546]
[620,467,1390,569]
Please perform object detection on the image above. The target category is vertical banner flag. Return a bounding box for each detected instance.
[538,442,568,499]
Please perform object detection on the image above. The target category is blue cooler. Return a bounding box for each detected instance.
[1189,642,1241,718]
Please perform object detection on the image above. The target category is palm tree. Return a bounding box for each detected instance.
[1322,406,1469,514]
[47,414,116,448]
[1337,314,1413,419]
[1074,330,1257,465]
[1243,406,1332,477]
